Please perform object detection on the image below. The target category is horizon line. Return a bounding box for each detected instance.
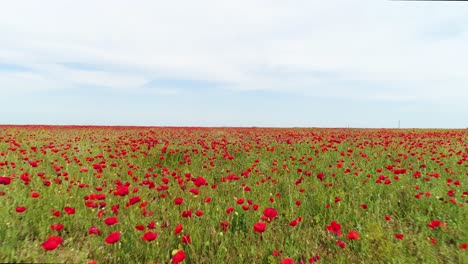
[0,124,466,130]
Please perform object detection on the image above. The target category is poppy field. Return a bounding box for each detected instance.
[0,126,466,263]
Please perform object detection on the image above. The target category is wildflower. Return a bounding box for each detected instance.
[41,236,63,250]
[88,226,102,235]
[16,206,27,213]
[347,230,359,240]
[104,216,118,225]
[427,220,444,229]
[105,232,121,244]
[50,223,64,231]
[174,224,183,235]
[142,232,158,241]
[181,234,191,244]
[253,222,267,233]
[219,221,229,232]
[135,225,145,231]
[172,250,186,264]
[0,176,12,185]
[64,206,76,215]
[326,221,342,236]
[280,258,295,264]
[174,198,183,205]
[336,240,346,248]
[263,208,278,220]
[226,206,234,215]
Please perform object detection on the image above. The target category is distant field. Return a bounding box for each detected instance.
[0,126,466,263]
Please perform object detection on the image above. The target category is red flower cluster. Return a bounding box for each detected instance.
[326,221,342,236]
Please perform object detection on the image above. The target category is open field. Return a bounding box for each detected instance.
[0,126,466,263]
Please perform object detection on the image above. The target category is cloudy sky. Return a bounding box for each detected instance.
[1,1,467,128]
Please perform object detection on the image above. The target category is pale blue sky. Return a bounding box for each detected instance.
[1,1,467,128]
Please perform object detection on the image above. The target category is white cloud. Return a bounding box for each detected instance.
[0,0,467,103]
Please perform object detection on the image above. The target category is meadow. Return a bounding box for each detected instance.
[0,126,466,263]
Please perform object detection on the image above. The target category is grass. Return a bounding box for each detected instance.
[0,126,466,263]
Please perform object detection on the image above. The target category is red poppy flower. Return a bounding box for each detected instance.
[88,226,102,235]
[427,220,444,229]
[226,206,234,215]
[111,205,119,215]
[263,208,278,220]
[172,250,186,264]
[50,223,64,231]
[64,207,76,215]
[326,221,342,236]
[181,234,191,244]
[113,186,129,197]
[288,217,302,226]
[16,206,27,213]
[0,176,11,185]
[347,230,359,240]
[174,197,183,205]
[460,243,468,249]
[280,258,295,264]
[189,188,199,195]
[174,224,183,235]
[219,221,229,232]
[105,232,121,244]
[272,250,282,256]
[193,176,208,187]
[142,232,158,241]
[309,256,321,263]
[336,240,346,248]
[126,196,141,207]
[253,222,267,233]
[395,233,404,240]
[53,165,62,172]
[181,210,192,218]
[31,192,40,198]
[85,201,98,208]
[104,216,118,225]
[147,221,156,229]
[41,236,63,250]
